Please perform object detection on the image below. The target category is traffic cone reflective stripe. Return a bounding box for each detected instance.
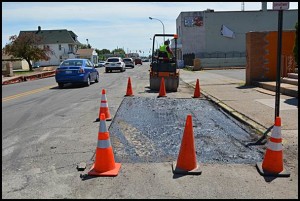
[96,89,112,121]
[158,77,167,97]
[125,77,134,96]
[256,116,290,177]
[172,114,201,175]
[88,113,121,176]
[193,79,201,98]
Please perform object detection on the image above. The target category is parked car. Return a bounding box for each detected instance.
[135,58,143,65]
[105,57,126,73]
[55,58,99,88]
[123,58,135,68]
[98,61,106,67]
[32,62,40,69]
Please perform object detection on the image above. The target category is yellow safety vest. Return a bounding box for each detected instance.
[159,45,172,59]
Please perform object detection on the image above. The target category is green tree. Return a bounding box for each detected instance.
[112,48,125,55]
[96,48,110,55]
[95,48,111,60]
[3,33,53,71]
[293,22,298,66]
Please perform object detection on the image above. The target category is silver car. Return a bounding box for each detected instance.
[105,57,126,73]
[123,58,134,68]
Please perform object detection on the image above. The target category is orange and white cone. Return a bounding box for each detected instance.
[256,116,290,177]
[125,77,134,96]
[88,113,121,176]
[96,89,112,122]
[192,79,201,98]
[172,114,201,175]
[158,77,167,97]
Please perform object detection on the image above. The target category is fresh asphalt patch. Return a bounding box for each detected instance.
[109,97,265,164]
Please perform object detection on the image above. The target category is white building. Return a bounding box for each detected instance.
[19,26,81,66]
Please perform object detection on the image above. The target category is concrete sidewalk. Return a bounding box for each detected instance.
[180,69,298,131]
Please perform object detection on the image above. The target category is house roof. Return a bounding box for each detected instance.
[76,48,95,56]
[19,28,81,45]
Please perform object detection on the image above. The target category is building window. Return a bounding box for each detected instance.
[68,45,73,53]
[60,56,63,62]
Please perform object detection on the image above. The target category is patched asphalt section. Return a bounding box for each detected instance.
[109,97,264,164]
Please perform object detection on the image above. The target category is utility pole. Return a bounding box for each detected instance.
[273,2,289,119]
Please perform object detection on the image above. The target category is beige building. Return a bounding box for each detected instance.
[2,53,30,71]
[76,48,98,64]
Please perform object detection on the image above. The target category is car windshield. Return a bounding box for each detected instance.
[123,59,131,61]
[61,60,83,66]
[107,58,119,62]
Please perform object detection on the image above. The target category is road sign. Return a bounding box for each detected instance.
[273,2,289,10]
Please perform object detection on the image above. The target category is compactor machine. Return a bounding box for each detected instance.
[149,34,179,92]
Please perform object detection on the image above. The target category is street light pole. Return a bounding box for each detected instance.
[149,17,165,42]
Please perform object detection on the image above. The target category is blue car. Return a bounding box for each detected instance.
[55,59,99,88]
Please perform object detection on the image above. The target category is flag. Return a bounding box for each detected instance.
[220,25,235,38]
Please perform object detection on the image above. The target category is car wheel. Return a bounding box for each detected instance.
[58,83,64,89]
[105,69,109,73]
[95,74,99,83]
[86,76,91,86]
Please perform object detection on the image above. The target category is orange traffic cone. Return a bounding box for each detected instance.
[158,77,167,97]
[88,113,121,176]
[256,116,290,177]
[172,114,201,175]
[125,77,134,96]
[96,89,112,122]
[192,79,201,98]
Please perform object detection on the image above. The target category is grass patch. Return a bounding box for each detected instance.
[182,66,194,71]
[13,70,35,76]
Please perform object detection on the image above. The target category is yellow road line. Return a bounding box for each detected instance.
[2,85,57,102]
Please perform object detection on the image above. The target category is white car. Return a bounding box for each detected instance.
[123,58,134,68]
[105,57,126,73]
[98,61,106,67]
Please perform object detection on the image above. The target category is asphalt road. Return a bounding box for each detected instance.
[2,64,297,199]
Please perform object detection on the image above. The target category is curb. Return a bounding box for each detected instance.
[2,71,56,85]
[185,81,268,136]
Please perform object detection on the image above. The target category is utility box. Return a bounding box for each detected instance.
[193,58,202,71]
[6,62,13,77]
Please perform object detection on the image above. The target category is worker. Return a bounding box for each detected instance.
[159,40,174,61]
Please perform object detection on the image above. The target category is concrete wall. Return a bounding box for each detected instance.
[176,8,298,65]
[200,57,246,68]
[204,9,298,53]
[176,11,206,55]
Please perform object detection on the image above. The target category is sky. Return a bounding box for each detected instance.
[2,2,298,56]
